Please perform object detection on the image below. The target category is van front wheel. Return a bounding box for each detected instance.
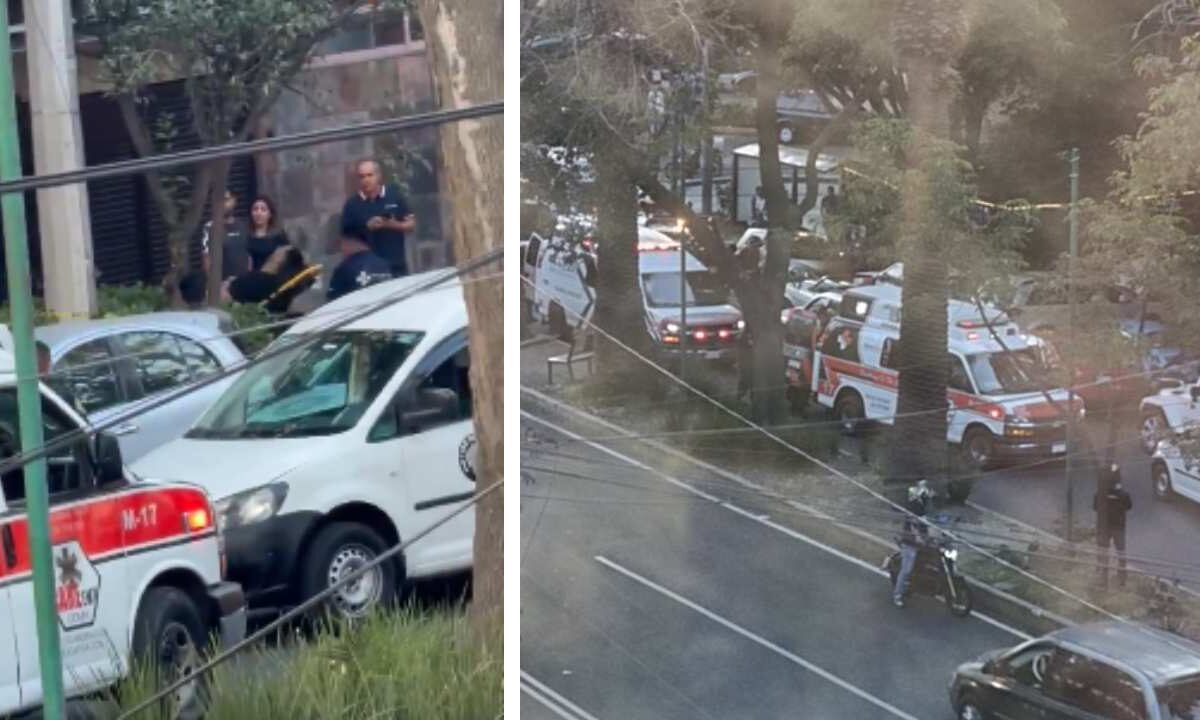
[301,522,398,622]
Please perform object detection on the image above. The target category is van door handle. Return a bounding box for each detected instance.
[1,525,16,569]
[111,421,139,436]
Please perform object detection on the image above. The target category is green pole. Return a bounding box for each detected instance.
[1065,147,1080,544]
[0,4,66,717]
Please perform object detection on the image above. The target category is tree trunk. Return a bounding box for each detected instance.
[205,158,232,306]
[753,28,791,228]
[592,151,650,386]
[890,2,963,486]
[416,0,503,634]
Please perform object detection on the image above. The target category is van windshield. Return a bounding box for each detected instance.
[966,349,1049,396]
[187,330,423,439]
[642,271,729,308]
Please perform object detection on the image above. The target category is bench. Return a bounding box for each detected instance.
[546,330,595,384]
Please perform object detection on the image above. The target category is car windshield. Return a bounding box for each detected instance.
[642,271,729,308]
[1159,676,1200,719]
[187,330,423,439]
[967,349,1050,396]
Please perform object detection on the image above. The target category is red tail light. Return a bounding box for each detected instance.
[694,330,708,341]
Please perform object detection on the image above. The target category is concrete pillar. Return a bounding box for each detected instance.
[22,0,97,319]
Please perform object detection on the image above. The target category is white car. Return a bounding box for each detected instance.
[0,311,246,462]
[1151,434,1200,504]
[1140,383,1200,454]
[0,350,243,716]
[133,272,476,620]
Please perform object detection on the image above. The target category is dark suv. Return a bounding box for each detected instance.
[950,621,1200,719]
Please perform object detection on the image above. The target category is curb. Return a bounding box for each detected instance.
[522,386,1074,637]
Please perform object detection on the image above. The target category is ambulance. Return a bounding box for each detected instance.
[811,283,1081,471]
[0,350,244,716]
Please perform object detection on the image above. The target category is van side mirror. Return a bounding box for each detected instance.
[92,431,124,483]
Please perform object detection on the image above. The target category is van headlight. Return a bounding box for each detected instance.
[215,483,288,530]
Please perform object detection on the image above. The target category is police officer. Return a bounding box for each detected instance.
[327,233,393,302]
[340,159,415,277]
[1094,464,1133,588]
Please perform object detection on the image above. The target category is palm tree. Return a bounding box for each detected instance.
[889,0,968,489]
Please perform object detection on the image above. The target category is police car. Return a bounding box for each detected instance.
[0,350,244,716]
[811,284,1081,474]
[1139,380,1200,455]
[133,272,477,620]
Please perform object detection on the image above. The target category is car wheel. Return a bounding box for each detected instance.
[962,427,995,470]
[131,587,208,720]
[301,522,398,622]
[1153,462,1174,501]
[1141,410,1167,454]
[833,391,865,435]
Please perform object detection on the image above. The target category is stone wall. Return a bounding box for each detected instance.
[252,43,449,287]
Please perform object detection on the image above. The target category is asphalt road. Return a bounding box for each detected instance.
[969,415,1200,590]
[520,404,1027,720]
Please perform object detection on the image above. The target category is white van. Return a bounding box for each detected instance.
[132,273,476,620]
[812,284,1081,472]
[0,351,243,716]
[637,234,744,360]
[529,223,597,339]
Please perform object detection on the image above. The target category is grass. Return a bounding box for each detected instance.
[113,608,501,720]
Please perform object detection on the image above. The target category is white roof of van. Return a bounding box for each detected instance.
[286,270,467,339]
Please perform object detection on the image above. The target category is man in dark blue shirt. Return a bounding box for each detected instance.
[327,234,393,302]
[340,159,415,277]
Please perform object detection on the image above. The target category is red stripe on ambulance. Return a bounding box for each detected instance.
[0,486,213,578]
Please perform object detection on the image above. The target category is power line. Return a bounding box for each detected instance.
[0,102,504,196]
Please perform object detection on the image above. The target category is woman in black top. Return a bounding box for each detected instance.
[246,195,289,271]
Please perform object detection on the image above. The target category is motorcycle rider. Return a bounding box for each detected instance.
[893,479,934,608]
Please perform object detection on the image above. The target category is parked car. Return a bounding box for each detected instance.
[133,272,477,620]
[1150,430,1200,504]
[950,621,1200,720]
[0,311,246,463]
[0,348,244,717]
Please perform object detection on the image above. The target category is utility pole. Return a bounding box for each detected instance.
[679,227,687,383]
[1065,147,1080,543]
[23,0,97,319]
[700,40,714,215]
[0,3,66,718]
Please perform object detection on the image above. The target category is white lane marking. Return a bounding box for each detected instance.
[524,407,1032,641]
[521,410,719,503]
[521,670,601,720]
[595,555,921,720]
[521,684,579,719]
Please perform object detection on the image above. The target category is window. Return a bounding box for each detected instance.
[948,355,974,393]
[370,340,471,442]
[881,338,898,370]
[190,331,422,439]
[525,235,542,266]
[641,271,729,308]
[821,323,860,363]
[177,336,222,380]
[0,389,91,506]
[1003,644,1053,688]
[119,331,193,396]
[1045,650,1147,720]
[315,8,415,54]
[56,339,124,414]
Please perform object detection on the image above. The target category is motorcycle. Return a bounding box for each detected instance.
[884,535,973,617]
